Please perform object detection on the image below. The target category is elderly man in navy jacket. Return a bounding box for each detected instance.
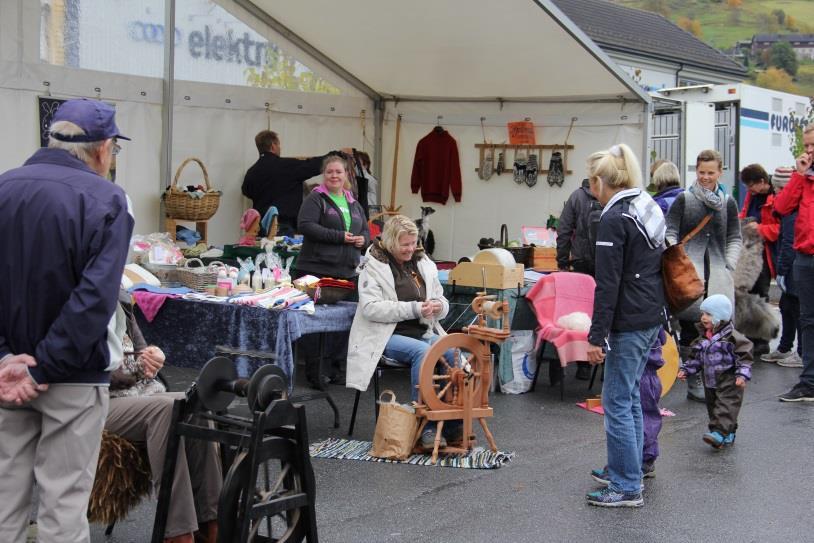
[0,99,133,541]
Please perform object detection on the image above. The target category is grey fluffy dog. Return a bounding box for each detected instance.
[733,218,779,340]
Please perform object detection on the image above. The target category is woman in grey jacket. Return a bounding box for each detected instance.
[665,149,742,401]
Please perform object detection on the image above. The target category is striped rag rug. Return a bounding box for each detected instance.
[309,438,514,469]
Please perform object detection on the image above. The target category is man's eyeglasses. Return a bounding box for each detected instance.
[112,140,122,156]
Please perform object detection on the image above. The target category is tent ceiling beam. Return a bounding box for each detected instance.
[234,0,383,102]
[382,96,641,105]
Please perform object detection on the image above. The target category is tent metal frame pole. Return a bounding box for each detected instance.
[642,101,652,180]
[159,0,176,232]
[381,96,641,105]
[373,98,384,179]
[234,0,382,102]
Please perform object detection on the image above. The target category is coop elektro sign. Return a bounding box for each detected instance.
[128,21,270,67]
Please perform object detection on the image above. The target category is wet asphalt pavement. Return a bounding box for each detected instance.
[92,342,814,543]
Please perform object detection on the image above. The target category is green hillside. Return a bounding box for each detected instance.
[613,0,812,48]
[612,0,814,96]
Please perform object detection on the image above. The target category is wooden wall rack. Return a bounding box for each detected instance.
[474,143,574,176]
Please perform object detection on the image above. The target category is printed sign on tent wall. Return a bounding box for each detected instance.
[507,120,537,145]
[37,97,119,182]
[38,96,67,148]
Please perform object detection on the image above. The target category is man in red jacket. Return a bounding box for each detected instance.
[775,124,814,402]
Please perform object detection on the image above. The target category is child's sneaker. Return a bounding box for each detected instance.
[641,461,656,478]
[703,431,725,449]
[586,487,643,508]
[723,432,736,446]
[590,466,644,490]
[591,466,610,486]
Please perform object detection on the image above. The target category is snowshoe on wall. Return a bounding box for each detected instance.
[526,153,539,187]
[547,151,565,187]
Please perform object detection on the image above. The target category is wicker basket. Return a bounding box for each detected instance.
[140,261,179,286]
[176,258,225,292]
[163,158,221,221]
[495,224,532,267]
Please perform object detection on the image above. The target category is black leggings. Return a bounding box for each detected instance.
[779,292,801,354]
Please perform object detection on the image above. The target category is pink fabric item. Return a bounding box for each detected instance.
[526,272,596,366]
[133,291,176,322]
[576,402,604,415]
[238,209,261,246]
[240,208,261,230]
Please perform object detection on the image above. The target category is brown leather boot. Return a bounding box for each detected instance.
[164,533,194,543]
[194,520,218,543]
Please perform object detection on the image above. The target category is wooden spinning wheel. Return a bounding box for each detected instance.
[414,294,509,463]
[418,335,491,412]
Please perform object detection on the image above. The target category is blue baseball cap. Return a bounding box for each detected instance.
[49,98,130,142]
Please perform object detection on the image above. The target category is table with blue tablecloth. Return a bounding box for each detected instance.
[135,298,357,384]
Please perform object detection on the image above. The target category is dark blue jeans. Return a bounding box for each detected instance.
[793,253,814,388]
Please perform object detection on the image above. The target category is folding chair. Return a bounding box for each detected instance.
[526,272,596,400]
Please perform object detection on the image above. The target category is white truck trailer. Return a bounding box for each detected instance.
[649,83,810,201]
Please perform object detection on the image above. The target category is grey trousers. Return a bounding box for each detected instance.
[0,385,109,543]
[105,392,222,538]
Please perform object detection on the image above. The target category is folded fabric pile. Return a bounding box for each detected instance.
[230,285,314,313]
[315,278,355,290]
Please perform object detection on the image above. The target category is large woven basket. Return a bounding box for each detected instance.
[176,258,225,292]
[163,158,221,221]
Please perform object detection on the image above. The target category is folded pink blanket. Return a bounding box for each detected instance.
[133,291,177,322]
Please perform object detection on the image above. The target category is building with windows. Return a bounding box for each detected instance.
[552,0,747,91]
[750,34,814,61]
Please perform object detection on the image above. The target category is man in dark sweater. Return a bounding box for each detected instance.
[241,130,341,235]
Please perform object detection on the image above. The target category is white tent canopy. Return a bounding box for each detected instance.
[0,0,651,256]
[245,0,649,103]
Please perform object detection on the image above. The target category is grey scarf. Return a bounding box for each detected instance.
[688,181,724,211]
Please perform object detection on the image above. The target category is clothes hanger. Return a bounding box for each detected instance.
[434,115,445,133]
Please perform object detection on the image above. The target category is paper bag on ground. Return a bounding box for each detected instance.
[370,390,418,460]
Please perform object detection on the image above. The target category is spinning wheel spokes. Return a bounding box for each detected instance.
[219,440,307,542]
[418,334,490,411]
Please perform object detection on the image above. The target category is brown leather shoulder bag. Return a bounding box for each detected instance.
[662,214,713,313]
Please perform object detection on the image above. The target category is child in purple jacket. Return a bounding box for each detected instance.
[641,328,666,475]
[592,329,665,486]
[677,295,753,449]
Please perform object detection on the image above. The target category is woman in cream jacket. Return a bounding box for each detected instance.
[345,215,458,447]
